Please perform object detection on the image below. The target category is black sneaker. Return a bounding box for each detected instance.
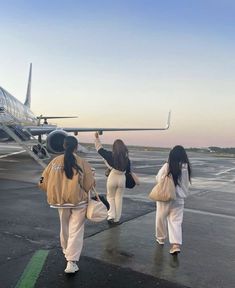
[107,219,114,224]
[113,221,120,225]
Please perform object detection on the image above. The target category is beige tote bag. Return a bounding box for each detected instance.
[149,174,176,202]
[86,188,108,222]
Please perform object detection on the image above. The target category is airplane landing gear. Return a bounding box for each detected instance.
[32,145,47,159]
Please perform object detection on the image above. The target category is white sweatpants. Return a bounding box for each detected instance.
[58,205,86,262]
[106,169,125,222]
[155,198,184,245]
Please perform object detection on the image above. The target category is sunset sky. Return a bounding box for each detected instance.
[0,0,235,147]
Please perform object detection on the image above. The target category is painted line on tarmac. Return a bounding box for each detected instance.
[0,150,25,159]
[185,208,235,220]
[15,250,49,288]
[216,167,235,176]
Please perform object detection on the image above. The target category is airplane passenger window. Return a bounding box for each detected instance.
[2,90,11,113]
[8,94,15,115]
[0,89,5,103]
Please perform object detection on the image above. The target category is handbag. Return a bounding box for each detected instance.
[149,174,176,202]
[86,187,108,222]
[131,172,140,185]
[125,172,140,189]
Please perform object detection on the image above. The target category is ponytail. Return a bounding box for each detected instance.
[63,136,83,179]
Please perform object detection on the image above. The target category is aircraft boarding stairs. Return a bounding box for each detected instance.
[0,121,50,168]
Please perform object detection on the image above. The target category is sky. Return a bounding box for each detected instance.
[0,0,235,148]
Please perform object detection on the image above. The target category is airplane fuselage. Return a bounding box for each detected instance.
[0,87,37,126]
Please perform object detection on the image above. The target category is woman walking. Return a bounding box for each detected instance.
[155,145,191,255]
[94,132,131,224]
[39,136,95,273]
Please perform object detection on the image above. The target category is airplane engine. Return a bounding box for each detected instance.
[46,130,68,154]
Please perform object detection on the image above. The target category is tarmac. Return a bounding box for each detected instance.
[0,143,235,288]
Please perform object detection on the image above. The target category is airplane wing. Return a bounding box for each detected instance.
[26,126,169,136]
[26,111,171,136]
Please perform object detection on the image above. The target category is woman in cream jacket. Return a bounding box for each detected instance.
[39,136,94,273]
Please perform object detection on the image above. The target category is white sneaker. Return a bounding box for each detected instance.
[169,246,181,255]
[64,261,79,273]
[156,238,165,245]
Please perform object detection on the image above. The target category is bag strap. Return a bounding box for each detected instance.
[88,187,101,202]
[104,160,113,171]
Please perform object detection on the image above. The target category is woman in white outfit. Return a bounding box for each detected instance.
[155,145,191,255]
[94,132,131,224]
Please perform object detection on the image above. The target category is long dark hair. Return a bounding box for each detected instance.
[63,136,83,179]
[112,139,129,171]
[168,145,191,186]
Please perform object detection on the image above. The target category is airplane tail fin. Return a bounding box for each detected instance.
[24,63,32,107]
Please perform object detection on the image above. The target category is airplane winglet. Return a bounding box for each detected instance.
[24,63,32,107]
[165,110,171,129]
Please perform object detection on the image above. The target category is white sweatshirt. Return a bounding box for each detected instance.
[156,163,190,199]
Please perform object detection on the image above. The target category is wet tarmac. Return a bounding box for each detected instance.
[0,144,235,288]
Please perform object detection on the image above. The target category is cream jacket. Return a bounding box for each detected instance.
[39,154,95,205]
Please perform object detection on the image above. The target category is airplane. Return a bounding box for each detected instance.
[0,64,171,167]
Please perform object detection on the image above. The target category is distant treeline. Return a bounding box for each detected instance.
[83,142,170,151]
[186,147,235,155]
[82,142,235,155]
[208,147,235,154]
